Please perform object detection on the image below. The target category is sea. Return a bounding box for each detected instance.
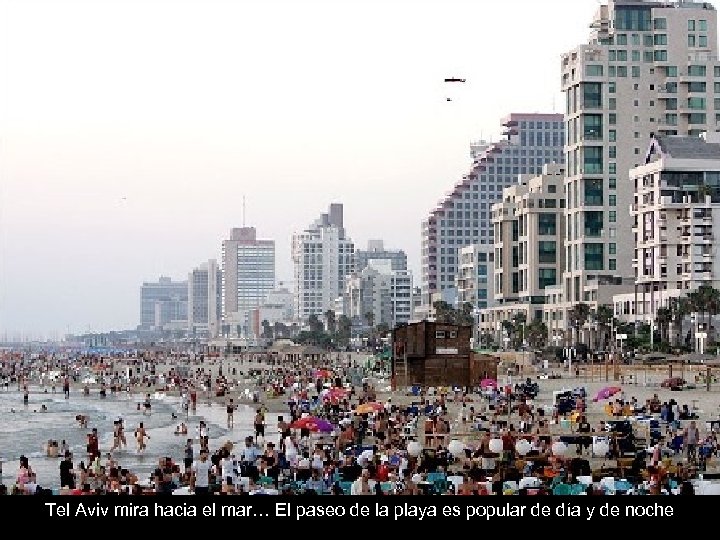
[0,387,278,490]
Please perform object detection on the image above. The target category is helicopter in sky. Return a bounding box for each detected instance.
[444,77,466,101]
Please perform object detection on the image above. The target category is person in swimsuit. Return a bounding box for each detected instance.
[23,386,29,407]
[254,409,265,443]
[143,394,152,416]
[135,422,150,453]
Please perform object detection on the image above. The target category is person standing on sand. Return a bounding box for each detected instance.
[226,398,236,428]
[254,409,265,443]
[135,422,150,453]
[63,376,70,399]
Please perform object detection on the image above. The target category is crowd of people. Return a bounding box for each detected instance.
[1,349,719,496]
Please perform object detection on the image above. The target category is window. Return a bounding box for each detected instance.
[615,6,651,31]
[632,66,640,78]
[643,51,654,63]
[617,66,628,77]
[583,114,603,140]
[689,34,696,47]
[538,269,557,290]
[609,194,617,206]
[688,97,706,110]
[632,50,640,62]
[616,34,628,45]
[583,146,603,174]
[700,35,708,48]
[587,65,603,76]
[609,243,617,255]
[584,244,604,270]
[654,50,668,62]
[609,146,616,158]
[609,129,616,142]
[688,20,696,32]
[688,65,706,77]
[644,34,654,47]
[688,113,706,124]
[538,214,557,235]
[609,259,617,271]
[538,241,557,264]
[654,34,667,46]
[609,97,616,110]
[584,211,604,236]
[609,177,617,189]
[609,210,617,223]
[583,82,602,108]
[617,50,628,62]
[435,331,445,339]
[609,113,617,125]
[654,17,666,30]
[584,179,603,205]
[688,82,706,92]
[700,19,707,32]
[608,81,616,93]
[666,66,678,77]
[449,331,457,338]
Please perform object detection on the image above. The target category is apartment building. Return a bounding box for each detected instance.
[355,240,408,272]
[456,244,495,311]
[421,113,564,304]
[344,259,413,329]
[221,227,275,337]
[560,0,720,320]
[614,132,720,323]
[139,276,188,331]
[292,204,355,319]
[478,164,567,341]
[187,259,222,338]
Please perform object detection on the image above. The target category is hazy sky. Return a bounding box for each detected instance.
[1,0,694,338]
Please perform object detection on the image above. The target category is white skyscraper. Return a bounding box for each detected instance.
[292,203,355,319]
[560,0,720,317]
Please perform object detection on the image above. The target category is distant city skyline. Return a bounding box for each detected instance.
[5,0,710,337]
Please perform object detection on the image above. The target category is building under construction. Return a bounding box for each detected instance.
[392,321,498,388]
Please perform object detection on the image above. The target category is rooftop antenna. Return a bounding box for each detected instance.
[242,195,246,227]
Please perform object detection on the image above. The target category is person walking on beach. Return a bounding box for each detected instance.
[191,450,211,495]
[63,376,70,399]
[684,420,700,464]
[135,422,150,453]
[59,451,76,489]
[23,385,29,407]
[226,398,236,429]
[254,409,265,443]
[183,439,194,473]
[143,394,152,416]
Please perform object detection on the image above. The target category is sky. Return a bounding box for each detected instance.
[0,0,691,338]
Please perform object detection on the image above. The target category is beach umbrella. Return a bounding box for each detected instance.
[354,402,384,415]
[290,416,335,433]
[592,386,621,402]
[480,378,497,389]
[322,387,348,401]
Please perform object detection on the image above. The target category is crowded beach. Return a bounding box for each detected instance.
[1,342,720,496]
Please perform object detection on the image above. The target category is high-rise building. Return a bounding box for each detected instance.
[344,259,413,329]
[139,276,188,331]
[355,240,408,272]
[221,227,275,336]
[188,259,222,338]
[456,244,495,311]
[614,132,720,324]
[560,0,720,313]
[479,164,567,340]
[292,203,355,319]
[421,113,564,305]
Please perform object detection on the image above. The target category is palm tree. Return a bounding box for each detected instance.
[655,307,672,344]
[568,303,591,346]
[669,297,691,346]
[526,320,548,349]
[432,300,454,324]
[511,312,527,348]
[337,315,352,347]
[261,319,273,339]
[594,304,614,350]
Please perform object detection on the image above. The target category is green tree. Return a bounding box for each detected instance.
[594,304,614,350]
[568,303,591,346]
[337,315,352,347]
[526,320,548,349]
[655,306,672,344]
[261,319,273,339]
